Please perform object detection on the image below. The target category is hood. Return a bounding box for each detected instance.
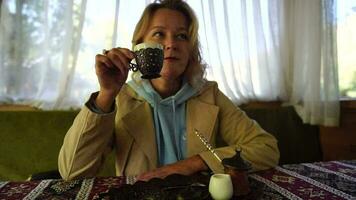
[127,79,197,108]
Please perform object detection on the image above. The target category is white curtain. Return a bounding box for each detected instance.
[189,0,340,126]
[191,0,288,104]
[0,0,339,126]
[0,0,88,109]
[0,0,152,109]
[191,0,339,126]
[286,0,339,126]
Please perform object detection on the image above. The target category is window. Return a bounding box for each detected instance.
[337,1,356,98]
[0,0,354,110]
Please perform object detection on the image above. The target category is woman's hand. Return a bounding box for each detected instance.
[95,48,135,112]
[137,155,209,181]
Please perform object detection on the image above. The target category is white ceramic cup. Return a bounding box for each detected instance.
[209,173,233,200]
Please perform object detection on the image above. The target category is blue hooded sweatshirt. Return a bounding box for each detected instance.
[128,79,197,166]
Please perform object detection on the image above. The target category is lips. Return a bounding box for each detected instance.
[164,56,179,61]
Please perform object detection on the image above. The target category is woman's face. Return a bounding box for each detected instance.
[143,8,190,81]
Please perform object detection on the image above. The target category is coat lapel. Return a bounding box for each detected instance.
[186,98,219,157]
[122,102,158,168]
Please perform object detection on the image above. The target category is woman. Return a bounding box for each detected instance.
[58,0,279,181]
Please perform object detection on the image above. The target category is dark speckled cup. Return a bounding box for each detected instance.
[130,42,164,79]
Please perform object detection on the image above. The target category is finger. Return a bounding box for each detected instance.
[106,50,130,75]
[137,168,169,181]
[111,47,135,70]
[110,54,127,75]
[111,48,134,64]
[95,55,125,80]
[109,47,135,60]
[117,47,135,60]
[102,49,109,56]
[137,173,154,182]
[96,54,115,67]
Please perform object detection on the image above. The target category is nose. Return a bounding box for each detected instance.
[163,37,177,51]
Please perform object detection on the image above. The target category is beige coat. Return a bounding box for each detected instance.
[58,81,279,180]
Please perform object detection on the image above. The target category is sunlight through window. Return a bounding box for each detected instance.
[337,1,356,98]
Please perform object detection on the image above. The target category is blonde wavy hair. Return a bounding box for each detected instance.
[131,0,206,89]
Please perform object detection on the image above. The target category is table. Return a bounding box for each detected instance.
[249,160,356,200]
[0,160,355,200]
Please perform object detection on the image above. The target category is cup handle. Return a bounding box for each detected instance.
[129,63,139,72]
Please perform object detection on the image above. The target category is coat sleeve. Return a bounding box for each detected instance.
[58,95,116,180]
[199,88,280,174]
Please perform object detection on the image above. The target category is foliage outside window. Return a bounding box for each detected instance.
[338,1,356,98]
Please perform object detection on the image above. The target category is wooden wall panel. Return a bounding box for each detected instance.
[319,100,356,161]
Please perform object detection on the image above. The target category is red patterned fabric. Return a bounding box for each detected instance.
[250,160,356,199]
[0,160,355,200]
[0,177,126,200]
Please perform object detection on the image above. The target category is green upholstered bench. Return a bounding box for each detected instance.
[0,110,115,181]
[0,106,322,181]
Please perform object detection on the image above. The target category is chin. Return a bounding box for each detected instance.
[159,71,182,81]
[160,66,185,80]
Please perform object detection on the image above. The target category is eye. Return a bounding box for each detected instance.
[176,33,189,41]
[153,31,164,38]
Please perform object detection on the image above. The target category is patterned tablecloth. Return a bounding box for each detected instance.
[249,160,356,200]
[0,160,355,200]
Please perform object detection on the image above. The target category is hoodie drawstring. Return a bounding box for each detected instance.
[171,98,182,160]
